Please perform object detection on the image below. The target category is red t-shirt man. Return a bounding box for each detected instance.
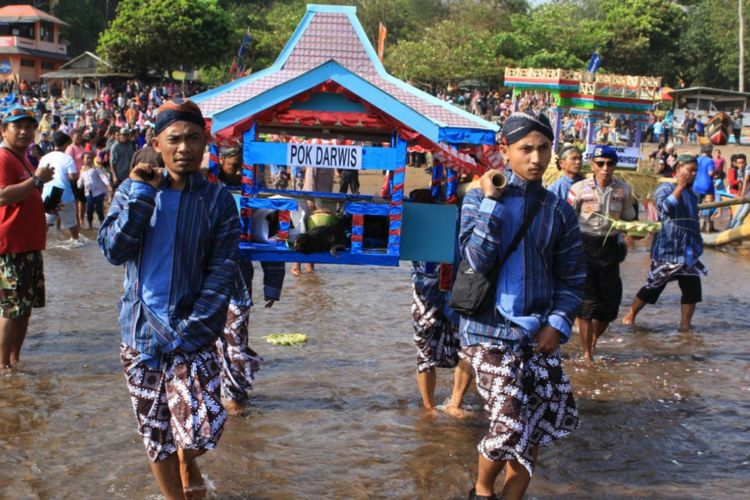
[0,106,54,372]
[0,147,45,254]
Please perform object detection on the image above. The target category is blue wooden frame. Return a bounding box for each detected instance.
[236,124,408,266]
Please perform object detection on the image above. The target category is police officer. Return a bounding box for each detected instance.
[568,145,636,361]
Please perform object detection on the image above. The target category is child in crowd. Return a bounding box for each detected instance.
[76,152,109,229]
[699,193,717,233]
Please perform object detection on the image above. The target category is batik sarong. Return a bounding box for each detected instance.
[412,284,459,373]
[462,343,579,475]
[636,260,705,305]
[120,343,227,462]
[215,303,263,403]
[642,260,705,290]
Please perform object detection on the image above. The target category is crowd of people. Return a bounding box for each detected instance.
[0,90,739,500]
[649,142,750,231]
[0,80,203,244]
[439,86,746,152]
[642,108,745,146]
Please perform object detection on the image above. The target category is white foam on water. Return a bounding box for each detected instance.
[435,396,482,412]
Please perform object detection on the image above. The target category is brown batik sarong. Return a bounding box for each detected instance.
[462,343,579,475]
[411,284,459,373]
[120,343,227,462]
[215,303,263,403]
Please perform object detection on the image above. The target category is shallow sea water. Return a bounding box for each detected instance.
[1,230,749,499]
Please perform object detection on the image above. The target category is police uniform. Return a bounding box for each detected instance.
[568,148,636,322]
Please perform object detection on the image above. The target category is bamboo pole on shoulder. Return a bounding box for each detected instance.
[698,197,750,209]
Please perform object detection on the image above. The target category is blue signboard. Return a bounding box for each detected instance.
[0,60,12,74]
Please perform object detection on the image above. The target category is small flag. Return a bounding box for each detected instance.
[237,34,252,58]
[586,52,602,73]
[377,22,387,62]
[236,33,252,76]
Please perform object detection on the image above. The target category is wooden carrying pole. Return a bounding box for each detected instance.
[697,197,750,210]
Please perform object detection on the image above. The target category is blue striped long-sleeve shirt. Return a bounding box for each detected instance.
[651,182,703,266]
[458,174,586,348]
[546,173,583,201]
[98,173,240,367]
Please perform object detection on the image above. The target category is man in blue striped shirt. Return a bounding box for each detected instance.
[623,155,704,331]
[458,112,585,500]
[99,99,240,498]
[546,144,584,201]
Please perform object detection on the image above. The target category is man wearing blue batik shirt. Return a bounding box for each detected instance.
[99,99,239,499]
[457,111,585,500]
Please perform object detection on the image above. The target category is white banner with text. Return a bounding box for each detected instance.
[286,143,363,170]
[584,145,642,169]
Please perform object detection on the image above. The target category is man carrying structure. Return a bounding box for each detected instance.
[457,111,585,500]
[99,99,240,498]
[567,145,636,361]
[0,107,54,373]
[623,154,704,332]
[546,144,584,200]
[411,260,472,417]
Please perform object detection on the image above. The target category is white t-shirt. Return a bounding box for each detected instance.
[40,151,78,203]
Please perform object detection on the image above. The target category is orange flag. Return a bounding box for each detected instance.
[377,22,387,62]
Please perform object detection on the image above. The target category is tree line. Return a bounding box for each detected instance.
[4,0,746,90]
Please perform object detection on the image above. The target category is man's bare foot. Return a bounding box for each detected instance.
[184,483,208,500]
[291,265,301,277]
[622,313,635,325]
[0,365,15,376]
[224,399,247,416]
[304,263,315,273]
[179,458,207,500]
[420,406,439,420]
[444,404,471,419]
[678,323,692,333]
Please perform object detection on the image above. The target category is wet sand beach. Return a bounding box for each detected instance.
[1,224,749,498]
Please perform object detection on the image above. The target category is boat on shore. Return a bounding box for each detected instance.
[706,112,733,145]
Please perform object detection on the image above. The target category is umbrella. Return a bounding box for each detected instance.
[659,86,674,101]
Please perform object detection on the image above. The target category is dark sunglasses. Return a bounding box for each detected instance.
[593,160,616,168]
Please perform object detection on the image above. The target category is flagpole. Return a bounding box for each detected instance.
[740,0,745,92]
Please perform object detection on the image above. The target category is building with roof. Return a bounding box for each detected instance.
[668,86,750,113]
[0,4,70,83]
[40,51,133,99]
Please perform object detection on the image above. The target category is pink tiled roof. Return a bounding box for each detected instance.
[365,73,484,128]
[197,9,491,132]
[284,13,377,76]
[199,71,302,117]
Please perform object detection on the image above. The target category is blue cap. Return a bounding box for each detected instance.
[592,145,618,162]
[3,105,37,125]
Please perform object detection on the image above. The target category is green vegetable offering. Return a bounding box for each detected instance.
[264,333,308,346]
[609,220,662,238]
